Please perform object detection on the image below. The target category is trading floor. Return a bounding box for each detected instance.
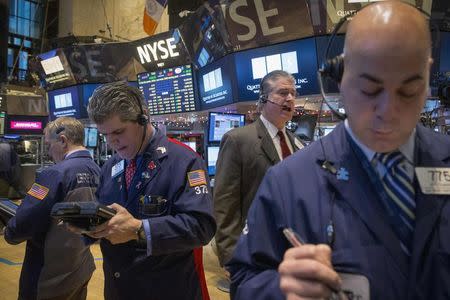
[0,239,229,300]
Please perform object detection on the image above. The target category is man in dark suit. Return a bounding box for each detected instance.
[213,70,304,281]
[228,2,450,299]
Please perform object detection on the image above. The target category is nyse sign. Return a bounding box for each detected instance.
[223,0,314,51]
[132,30,189,71]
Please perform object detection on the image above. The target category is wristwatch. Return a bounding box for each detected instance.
[136,222,146,244]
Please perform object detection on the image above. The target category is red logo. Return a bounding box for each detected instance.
[148,161,156,170]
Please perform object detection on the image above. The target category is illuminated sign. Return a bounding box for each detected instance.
[40,56,64,75]
[10,121,42,130]
[251,51,298,80]
[132,30,189,70]
[136,37,180,65]
[203,68,223,92]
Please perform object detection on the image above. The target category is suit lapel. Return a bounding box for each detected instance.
[256,118,280,164]
[323,124,409,275]
[410,126,449,274]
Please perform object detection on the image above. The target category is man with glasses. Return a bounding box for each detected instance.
[4,117,100,300]
[213,70,304,291]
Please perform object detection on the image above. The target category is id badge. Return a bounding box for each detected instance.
[415,167,450,195]
[111,160,125,178]
[330,273,370,300]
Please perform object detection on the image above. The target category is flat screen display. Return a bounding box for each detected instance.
[234,38,319,101]
[137,65,197,115]
[207,145,220,176]
[198,55,236,110]
[5,115,47,135]
[84,127,98,148]
[47,86,81,120]
[208,112,245,143]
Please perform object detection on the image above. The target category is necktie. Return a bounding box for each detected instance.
[277,131,292,159]
[125,159,136,190]
[375,151,415,255]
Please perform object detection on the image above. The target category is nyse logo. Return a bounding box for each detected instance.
[251,51,298,80]
[136,37,180,65]
[226,0,285,42]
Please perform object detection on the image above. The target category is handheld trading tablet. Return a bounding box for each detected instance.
[51,201,116,231]
[0,199,19,220]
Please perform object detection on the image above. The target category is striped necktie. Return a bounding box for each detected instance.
[375,151,415,255]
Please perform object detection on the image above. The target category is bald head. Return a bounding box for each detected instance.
[339,1,434,153]
[344,1,431,63]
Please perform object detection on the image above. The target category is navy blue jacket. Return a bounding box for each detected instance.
[5,150,100,300]
[97,129,216,300]
[228,123,450,300]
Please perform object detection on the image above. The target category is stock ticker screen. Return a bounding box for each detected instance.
[138,65,197,115]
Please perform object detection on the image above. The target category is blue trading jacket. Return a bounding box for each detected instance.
[97,128,216,300]
[5,150,100,300]
[228,123,450,300]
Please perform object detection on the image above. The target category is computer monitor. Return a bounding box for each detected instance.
[84,127,98,148]
[208,112,245,143]
[207,145,220,176]
[137,64,197,115]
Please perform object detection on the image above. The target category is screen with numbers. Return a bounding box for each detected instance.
[137,65,197,115]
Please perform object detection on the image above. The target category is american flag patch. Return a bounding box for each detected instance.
[187,170,207,187]
[27,183,49,200]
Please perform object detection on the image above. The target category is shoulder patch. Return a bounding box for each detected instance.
[27,183,50,200]
[187,170,207,187]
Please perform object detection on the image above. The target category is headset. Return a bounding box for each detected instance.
[315,2,436,249]
[127,84,149,157]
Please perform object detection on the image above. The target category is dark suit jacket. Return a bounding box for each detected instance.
[228,123,450,299]
[213,117,304,266]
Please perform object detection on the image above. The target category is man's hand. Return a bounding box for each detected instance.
[85,203,142,244]
[278,244,342,300]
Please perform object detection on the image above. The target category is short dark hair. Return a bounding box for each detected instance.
[88,81,147,124]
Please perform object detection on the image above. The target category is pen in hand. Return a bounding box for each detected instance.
[283,227,306,247]
[282,227,346,300]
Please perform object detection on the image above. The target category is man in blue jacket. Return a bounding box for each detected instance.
[228,1,450,299]
[85,82,216,300]
[5,117,100,300]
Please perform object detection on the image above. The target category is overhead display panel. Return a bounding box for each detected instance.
[198,55,236,110]
[178,3,231,69]
[47,86,82,120]
[30,49,77,90]
[220,0,314,51]
[138,64,197,115]
[234,37,319,101]
[5,115,48,135]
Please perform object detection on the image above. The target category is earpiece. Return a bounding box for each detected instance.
[136,114,149,126]
[319,54,344,83]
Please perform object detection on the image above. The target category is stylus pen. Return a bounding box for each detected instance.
[283,227,306,246]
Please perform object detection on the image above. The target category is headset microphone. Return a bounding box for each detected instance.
[260,95,293,112]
